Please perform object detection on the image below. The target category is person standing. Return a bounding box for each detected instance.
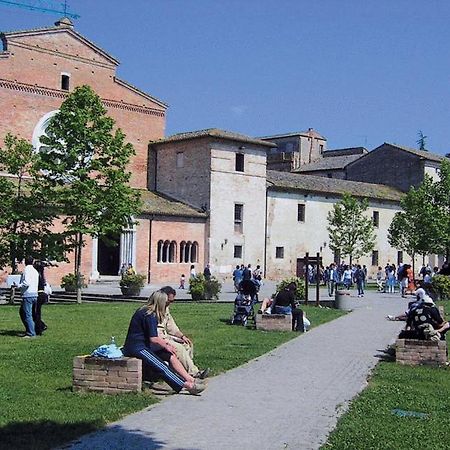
[189,265,196,279]
[327,263,339,297]
[243,264,252,280]
[203,264,211,281]
[354,264,365,297]
[179,274,186,289]
[232,265,243,292]
[34,261,51,335]
[19,256,39,338]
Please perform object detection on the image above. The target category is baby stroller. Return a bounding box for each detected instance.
[230,279,259,326]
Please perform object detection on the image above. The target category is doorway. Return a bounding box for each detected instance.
[97,234,121,276]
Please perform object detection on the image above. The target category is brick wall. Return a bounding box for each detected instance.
[395,339,447,366]
[73,356,142,394]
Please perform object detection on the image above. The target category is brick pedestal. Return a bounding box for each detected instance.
[73,356,142,394]
[255,313,292,331]
[396,339,447,367]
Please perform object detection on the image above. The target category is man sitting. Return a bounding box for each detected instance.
[271,282,304,332]
[159,286,209,379]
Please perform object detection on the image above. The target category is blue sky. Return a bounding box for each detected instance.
[1,0,449,154]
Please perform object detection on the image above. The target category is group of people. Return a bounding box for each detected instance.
[387,283,450,341]
[324,263,367,297]
[18,256,52,338]
[232,264,263,292]
[179,264,212,289]
[123,285,210,395]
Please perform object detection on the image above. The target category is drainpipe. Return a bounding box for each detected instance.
[264,187,268,279]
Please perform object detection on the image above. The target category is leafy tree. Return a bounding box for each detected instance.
[388,175,441,274]
[38,85,141,302]
[433,159,450,259]
[417,130,428,151]
[0,134,58,272]
[327,193,376,265]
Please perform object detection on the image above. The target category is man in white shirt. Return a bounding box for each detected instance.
[19,256,39,337]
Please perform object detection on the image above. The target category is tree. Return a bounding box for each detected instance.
[38,85,141,303]
[388,175,441,274]
[417,130,428,151]
[0,134,58,272]
[433,159,450,259]
[327,193,376,265]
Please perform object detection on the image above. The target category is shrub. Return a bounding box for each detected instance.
[431,274,450,300]
[60,273,86,291]
[189,274,222,300]
[119,273,146,289]
[275,277,305,300]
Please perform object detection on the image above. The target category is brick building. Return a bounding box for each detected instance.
[0,18,206,285]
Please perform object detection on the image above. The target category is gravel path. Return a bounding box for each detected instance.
[67,292,407,450]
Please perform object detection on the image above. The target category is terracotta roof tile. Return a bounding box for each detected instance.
[294,154,362,172]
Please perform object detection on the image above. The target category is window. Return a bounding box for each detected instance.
[235,153,244,172]
[179,240,198,263]
[276,247,284,259]
[371,250,379,266]
[234,203,243,233]
[234,245,242,259]
[373,211,379,228]
[297,204,305,222]
[397,251,403,265]
[320,144,324,154]
[176,152,184,168]
[61,74,70,91]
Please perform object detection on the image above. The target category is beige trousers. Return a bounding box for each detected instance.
[167,338,199,376]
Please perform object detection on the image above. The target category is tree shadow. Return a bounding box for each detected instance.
[0,420,169,450]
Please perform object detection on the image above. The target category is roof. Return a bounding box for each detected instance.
[138,190,207,218]
[323,147,368,157]
[380,143,445,163]
[294,154,363,172]
[114,78,168,109]
[259,129,327,141]
[1,19,119,66]
[267,170,403,202]
[150,128,277,148]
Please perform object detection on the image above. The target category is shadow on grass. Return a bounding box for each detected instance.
[0,420,168,450]
[0,329,25,337]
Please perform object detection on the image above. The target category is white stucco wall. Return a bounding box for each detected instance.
[208,143,267,277]
[266,190,403,280]
[424,164,441,182]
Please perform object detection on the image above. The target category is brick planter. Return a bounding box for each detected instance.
[255,313,292,331]
[73,356,142,394]
[396,339,447,367]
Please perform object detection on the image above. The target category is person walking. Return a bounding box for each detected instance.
[19,256,39,338]
[354,265,365,297]
[34,261,51,335]
[327,263,339,297]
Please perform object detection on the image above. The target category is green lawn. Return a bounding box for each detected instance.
[323,302,450,450]
[0,302,344,450]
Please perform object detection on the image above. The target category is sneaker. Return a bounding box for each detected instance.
[194,368,210,380]
[186,381,206,395]
[386,315,395,321]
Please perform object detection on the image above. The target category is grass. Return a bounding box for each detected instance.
[323,302,450,450]
[0,301,344,450]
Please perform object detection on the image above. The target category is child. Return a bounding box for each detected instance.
[179,274,185,289]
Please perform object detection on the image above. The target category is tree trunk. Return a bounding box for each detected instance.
[75,232,83,304]
[412,252,415,282]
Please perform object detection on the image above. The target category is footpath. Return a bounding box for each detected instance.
[67,291,406,450]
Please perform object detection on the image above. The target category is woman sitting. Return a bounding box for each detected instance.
[271,282,304,332]
[122,290,206,395]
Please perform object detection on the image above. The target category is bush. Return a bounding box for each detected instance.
[60,273,86,291]
[119,273,146,296]
[275,277,305,300]
[431,274,450,300]
[189,274,222,300]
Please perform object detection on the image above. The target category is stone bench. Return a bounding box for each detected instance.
[255,313,292,331]
[73,356,142,394]
[395,339,447,367]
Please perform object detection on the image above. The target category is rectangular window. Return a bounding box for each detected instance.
[276,247,284,259]
[176,152,184,168]
[373,211,379,228]
[372,250,379,266]
[234,245,242,259]
[397,251,403,265]
[235,153,244,172]
[61,74,70,91]
[234,203,243,233]
[297,204,305,222]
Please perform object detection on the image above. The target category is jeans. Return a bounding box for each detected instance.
[273,305,292,315]
[20,296,37,336]
[327,280,336,296]
[356,280,364,295]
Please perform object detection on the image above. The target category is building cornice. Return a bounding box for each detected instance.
[0,79,165,117]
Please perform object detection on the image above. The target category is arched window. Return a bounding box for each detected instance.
[32,110,59,152]
[162,240,170,263]
[191,241,198,263]
[185,241,192,263]
[179,241,186,263]
[157,240,164,263]
[169,241,176,263]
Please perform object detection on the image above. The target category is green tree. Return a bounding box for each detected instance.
[327,193,376,265]
[433,159,450,259]
[417,130,428,151]
[388,175,441,274]
[38,85,141,302]
[0,134,58,272]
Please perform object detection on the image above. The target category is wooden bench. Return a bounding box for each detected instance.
[255,313,292,331]
[73,356,142,394]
